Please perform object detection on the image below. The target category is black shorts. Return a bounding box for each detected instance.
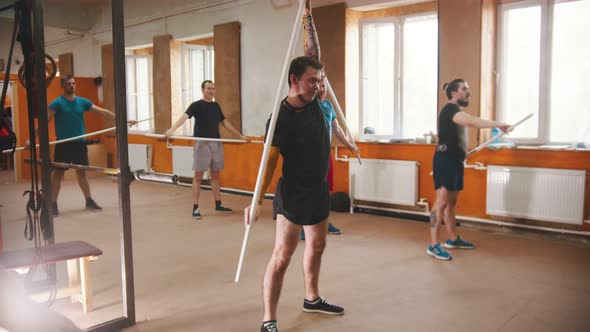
[433,152,464,191]
[54,141,89,167]
[272,177,330,226]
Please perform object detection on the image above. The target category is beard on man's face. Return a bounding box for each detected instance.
[457,99,469,107]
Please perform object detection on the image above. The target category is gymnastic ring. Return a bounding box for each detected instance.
[17,54,58,88]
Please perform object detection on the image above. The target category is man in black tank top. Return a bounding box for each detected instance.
[428,79,510,261]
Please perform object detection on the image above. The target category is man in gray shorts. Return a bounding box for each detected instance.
[165,80,247,219]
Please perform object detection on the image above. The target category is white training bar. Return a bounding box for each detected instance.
[4,117,153,154]
[144,133,263,144]
[234,0,307,283]
[466,113,533,157]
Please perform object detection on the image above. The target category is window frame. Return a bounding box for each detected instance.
[496,0,588,145]
[358,12,438,141]
[125,54,154,134]
[180,43,215,136]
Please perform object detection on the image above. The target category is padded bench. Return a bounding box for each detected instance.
[0,241,103,313]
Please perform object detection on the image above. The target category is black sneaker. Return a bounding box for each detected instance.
[85,198,102,211]
[260,321,278,332]
[52,202,59,216]
[192,208,202,219]
[303,297,344,315]
[215,204,233,213]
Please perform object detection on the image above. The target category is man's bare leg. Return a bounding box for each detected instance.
[262,214,301,322]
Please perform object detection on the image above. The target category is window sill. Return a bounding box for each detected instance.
[513,144,590,152]
[353,140,590,152]
[358,138,435,145]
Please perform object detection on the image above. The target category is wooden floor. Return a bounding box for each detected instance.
[1,176,589,331]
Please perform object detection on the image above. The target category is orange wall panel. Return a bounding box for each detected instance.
[104,135,283,195]
[101,134,590,231]
[336,144,590,229]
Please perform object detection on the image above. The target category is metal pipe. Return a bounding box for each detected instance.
[353,204,590,237]
[177,181,275,200]
[133,170,178,184]
[51,162,120,175]
[112,0,135,325]
[32,0,54,242]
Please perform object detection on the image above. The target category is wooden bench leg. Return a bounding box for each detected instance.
[79,257,93,313]
[66,259,79,304]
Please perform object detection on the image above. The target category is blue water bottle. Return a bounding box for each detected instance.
[491,127,501,143]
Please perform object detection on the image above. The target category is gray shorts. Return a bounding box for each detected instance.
[193,141,224,172]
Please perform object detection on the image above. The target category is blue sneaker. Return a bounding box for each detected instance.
[443,236,475,249]
[300,231,305,241]
[427,243,452,260]
[328,223,341,235]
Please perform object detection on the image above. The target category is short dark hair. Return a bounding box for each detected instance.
[288,56,323,87]
[201,80,214,89]
[442,78,465,100]
[60,74,74,86]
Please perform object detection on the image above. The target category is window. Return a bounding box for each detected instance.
[497,0,590,144]
[180,44,215,136]
[125,55,153,132]
[359,13,438,140]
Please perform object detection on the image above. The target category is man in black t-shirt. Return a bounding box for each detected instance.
[428,79,510,261]
[165,80,246,219]
[245,57,344,332]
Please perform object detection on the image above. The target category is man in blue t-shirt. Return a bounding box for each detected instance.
[299,0,358,242]
[298,75,358,241]
[30,75,135,216]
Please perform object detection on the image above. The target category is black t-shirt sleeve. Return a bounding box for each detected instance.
[442,103,461,124]
[185,102,198,119]
[264,113,282,147]
[217,104,226,122]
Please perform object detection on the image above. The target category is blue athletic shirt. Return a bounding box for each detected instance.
[319,99,336,140]
[49,96,93,141]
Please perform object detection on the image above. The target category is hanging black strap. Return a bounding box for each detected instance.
[15,0,51,242]
[23,189,42,240]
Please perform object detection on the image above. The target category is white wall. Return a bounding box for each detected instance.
[0,1,308,135]
[8,0,420,137]
[0,0,425,135]
[107,0,304,135]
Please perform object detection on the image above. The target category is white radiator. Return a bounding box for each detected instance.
[486,166,586,225]
[128,144,152,171]
[349,159,418,207]
[172,146,194,178]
